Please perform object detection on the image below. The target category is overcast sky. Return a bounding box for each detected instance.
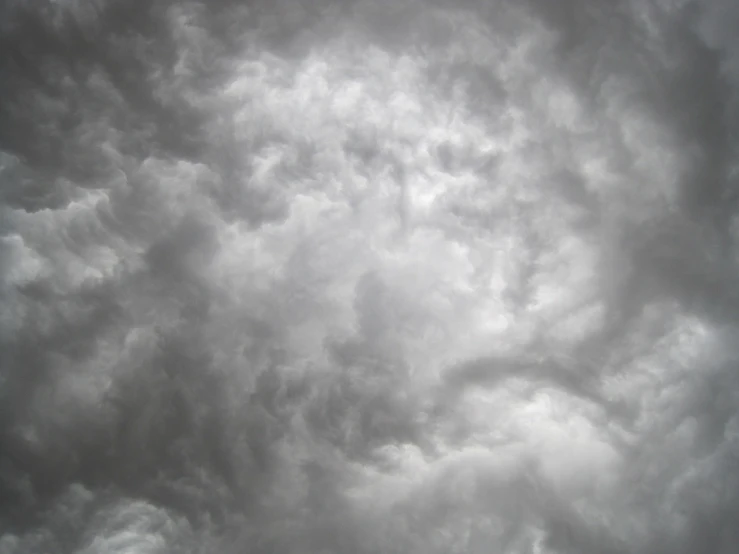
[1,0,739,553]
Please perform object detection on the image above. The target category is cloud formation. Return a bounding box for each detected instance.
[2,0,739,552]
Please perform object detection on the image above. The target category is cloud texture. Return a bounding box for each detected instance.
[2,0,739,552]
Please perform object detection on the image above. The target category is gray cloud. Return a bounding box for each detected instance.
[1,0,739,552]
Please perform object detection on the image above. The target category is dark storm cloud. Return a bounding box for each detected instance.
[2,0,739,553]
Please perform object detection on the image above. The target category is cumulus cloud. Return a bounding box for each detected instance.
[1,0,739,552]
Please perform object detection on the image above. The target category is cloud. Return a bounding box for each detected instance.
[1,0,739,552]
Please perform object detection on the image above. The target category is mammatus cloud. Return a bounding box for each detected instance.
[1,0,739,552]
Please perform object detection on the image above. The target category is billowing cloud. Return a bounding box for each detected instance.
[2,0,739,552]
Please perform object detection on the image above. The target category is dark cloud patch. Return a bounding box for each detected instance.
[528,0,736,238]
[0,0,238,190]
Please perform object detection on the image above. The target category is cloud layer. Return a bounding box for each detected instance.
[2,0,739,552]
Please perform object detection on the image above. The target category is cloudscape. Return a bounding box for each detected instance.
[2,1,739,552]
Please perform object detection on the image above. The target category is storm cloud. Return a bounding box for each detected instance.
[2,0,739,552]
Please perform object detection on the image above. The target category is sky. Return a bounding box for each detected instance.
[1,0,739,552]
